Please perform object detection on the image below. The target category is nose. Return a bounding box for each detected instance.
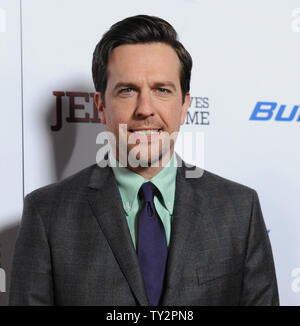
[135,90,155,118]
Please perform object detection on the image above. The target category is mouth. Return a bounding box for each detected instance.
[128,128,163,142]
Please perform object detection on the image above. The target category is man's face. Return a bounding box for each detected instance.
[95,42,190,167]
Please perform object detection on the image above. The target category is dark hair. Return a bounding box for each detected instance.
[92,15,192,104]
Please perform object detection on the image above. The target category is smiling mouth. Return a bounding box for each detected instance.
[129,128,162,135]
[128,128,163,142]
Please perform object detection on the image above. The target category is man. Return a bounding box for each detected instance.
[9,15,279,305]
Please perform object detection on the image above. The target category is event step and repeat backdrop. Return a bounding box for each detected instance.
[0,0,299,305]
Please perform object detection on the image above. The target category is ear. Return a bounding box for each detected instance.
[94,92,106,124]
[180,93,190,125]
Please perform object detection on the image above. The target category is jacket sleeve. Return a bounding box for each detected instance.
[9,193,54,305]
[239,190,280,306]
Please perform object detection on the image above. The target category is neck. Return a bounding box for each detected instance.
[127,165,164,180]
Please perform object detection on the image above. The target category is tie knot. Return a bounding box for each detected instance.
[139,182,156,203]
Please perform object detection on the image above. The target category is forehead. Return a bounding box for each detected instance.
[106,42,181,84]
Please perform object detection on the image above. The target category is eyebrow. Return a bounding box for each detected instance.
[113,81,177,92]
[113,82,138,92]
[153,82,177,92]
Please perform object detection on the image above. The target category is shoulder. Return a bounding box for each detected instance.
[179,156,255,191]
[177,159,258,207]
[176,161,264,243]
[22,164,112,230]
[26,164,103,202]
[201,169,256,197]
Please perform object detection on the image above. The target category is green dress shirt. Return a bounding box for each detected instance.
[109,152,177,249]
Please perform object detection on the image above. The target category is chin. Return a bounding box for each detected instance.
[127,143,172,168]
[127,147,159,167]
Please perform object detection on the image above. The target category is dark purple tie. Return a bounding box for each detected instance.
[137,182,168,306]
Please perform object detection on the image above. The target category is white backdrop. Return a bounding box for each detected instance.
[0,0,299,305]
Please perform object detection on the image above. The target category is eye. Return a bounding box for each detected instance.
[120,87,134,93]
[155,87,172,96]
[118,87,136,98]
[157,87,170,94]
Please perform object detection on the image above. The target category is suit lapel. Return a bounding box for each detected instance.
[161,162,209,304]
[87,164,149,306]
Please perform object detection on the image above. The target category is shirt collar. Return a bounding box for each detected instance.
[109,151,177,215]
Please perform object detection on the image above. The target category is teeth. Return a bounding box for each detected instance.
[133,130,160,135]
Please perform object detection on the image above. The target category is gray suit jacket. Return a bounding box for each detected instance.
[9,158,279,305]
